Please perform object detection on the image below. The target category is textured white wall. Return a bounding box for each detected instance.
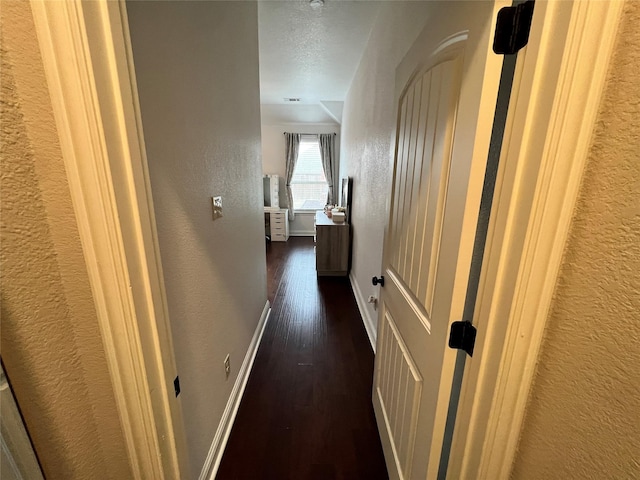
[126,2,267,475]
[340,2,431,336]
[261,125,289,178]
[0,2,132,478]
[511,2,640,478]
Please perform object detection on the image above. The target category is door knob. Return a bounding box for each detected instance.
[372,276,385,287]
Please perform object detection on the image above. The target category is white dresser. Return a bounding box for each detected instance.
[265,208,289,242]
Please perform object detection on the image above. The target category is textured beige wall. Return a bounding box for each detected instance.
[126,1,267,475]
[340,3,431,336]
[0,2,132,479]
[511,2,640,478]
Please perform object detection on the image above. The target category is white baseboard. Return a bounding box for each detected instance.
[349,272,377,353]
[289,231,314,237]
[199,300,271,480]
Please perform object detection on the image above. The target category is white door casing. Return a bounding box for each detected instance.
[30,1,189,478]
[446,1,625,478]
[373,2,507,479]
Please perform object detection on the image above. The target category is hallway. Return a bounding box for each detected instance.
[217,237,388,479]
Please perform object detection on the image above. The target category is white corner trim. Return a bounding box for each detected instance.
[199,301,271,480]
[30,1,188,478]
[447,1,625,479]
[349,272,377,352]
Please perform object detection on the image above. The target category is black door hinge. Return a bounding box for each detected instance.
[493,0,535,55]
[174,375,181,397]
[448,321,477,357]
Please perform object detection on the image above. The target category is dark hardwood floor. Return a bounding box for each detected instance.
[217,237,388,480]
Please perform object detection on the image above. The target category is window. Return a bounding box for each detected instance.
[290,137,328,210]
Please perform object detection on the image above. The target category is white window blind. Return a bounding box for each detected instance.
[291,137,328,210]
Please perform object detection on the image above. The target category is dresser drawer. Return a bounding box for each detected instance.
[266,209,289,241]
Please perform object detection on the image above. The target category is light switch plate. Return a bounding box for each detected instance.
[212,196,223,220]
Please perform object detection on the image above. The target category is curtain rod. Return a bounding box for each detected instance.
[283,132,336,135]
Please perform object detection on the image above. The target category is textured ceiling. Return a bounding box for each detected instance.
[258,0,380,124]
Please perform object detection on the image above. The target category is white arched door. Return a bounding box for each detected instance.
[373,2,507,478]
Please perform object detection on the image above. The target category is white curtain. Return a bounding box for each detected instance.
[319,133,335,205]
[284,132,301,221]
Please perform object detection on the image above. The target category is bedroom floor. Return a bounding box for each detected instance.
[216,237,388,479]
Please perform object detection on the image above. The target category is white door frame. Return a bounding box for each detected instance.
[446,1,623,478]
[30,1,188,478]
[29,0,623,478]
